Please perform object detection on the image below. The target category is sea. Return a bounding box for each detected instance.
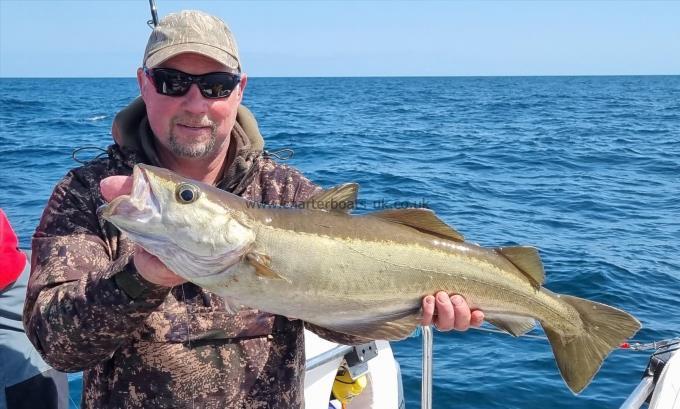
[1,76,679,409]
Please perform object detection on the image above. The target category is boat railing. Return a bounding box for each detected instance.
[305,345,354,371]
[619,341,679,409]
[619,376,655,409]
[422,325,433,409]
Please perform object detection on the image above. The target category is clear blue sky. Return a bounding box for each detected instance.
[1,0,678,77]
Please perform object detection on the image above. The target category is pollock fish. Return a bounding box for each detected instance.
[101,164,641,393]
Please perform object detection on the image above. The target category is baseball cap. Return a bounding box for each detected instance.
[143,10,240,71]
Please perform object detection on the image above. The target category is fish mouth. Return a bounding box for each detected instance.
[100,166,161,229]
[99,164,255,280]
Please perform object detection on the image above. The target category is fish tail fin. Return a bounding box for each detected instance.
[542,294,640,394]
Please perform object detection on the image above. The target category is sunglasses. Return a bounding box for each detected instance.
[144,67,241,99]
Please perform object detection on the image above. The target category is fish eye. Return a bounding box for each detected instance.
[176,183,200,204]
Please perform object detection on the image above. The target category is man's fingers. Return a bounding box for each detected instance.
[100,175,133,202]
[421,295,435,326]
[434,291,455,331]
[133,246,186,287]
[470,310,485,328]
[451,294,472,330]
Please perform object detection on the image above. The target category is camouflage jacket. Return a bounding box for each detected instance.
[23,99,365,409]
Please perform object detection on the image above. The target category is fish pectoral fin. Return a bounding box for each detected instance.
[245,252,289,282]
[323,310,422,341]
[485,315,536,337]
[495,246,545,289]
[368,208,464,242]
[305,183,359,214]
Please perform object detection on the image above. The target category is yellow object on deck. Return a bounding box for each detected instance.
[332,366,367,408]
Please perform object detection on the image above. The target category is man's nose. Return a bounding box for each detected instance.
[181,84,208,113]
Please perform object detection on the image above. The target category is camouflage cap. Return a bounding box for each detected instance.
[143,10,240,71]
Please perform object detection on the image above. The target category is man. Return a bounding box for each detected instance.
[1,209,69,409]
[23,10,483,408]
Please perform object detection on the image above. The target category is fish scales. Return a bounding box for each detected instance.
[229,223,579,335]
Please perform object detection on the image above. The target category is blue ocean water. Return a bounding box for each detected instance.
[1,76,679,408]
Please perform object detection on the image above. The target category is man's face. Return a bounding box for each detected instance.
[137,53,247,160]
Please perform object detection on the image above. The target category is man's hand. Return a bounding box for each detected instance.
[101,176,186,288]
[421,292,484,331]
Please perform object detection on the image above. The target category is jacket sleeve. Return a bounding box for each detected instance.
[252,159,373,345]
[23,165,171,372]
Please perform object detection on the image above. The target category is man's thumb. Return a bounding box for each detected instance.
[100,175,133,202]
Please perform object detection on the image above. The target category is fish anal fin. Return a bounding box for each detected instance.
[485,314,536,337]
[496,246,545,289]
[369,208,465,242]
[245,252,289,282]
[305,183,359,214]
[321,310,422,341]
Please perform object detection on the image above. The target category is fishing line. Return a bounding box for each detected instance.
[68,391,79,408]
[264,148,295,161]
[180,283,196,409]
[71,146,107,164]
[620,338,680,352]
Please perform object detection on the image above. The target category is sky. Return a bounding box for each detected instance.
[0,0,678,77]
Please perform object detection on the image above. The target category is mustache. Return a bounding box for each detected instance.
[171,116,216,129]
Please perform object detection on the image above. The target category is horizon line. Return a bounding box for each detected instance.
[1,73,678,80]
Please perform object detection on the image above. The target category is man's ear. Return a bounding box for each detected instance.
[237,74,248,98]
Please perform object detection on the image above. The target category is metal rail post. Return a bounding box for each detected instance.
[619,377,654,409]
[421,325,433,409]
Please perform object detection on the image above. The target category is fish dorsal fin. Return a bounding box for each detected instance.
[369,208,465,242]
[495,246,545,288]
[304,183,359,214]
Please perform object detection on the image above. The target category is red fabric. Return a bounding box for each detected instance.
[0,209,26,291]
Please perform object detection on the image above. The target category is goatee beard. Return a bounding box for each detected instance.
[168,132,217,158]
[168,117,217,158]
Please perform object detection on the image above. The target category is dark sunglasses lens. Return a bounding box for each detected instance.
[149,69,240,98]
[152,69,191,96]
[196,73,240,98]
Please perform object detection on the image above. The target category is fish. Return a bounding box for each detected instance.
[101,164,641,394]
